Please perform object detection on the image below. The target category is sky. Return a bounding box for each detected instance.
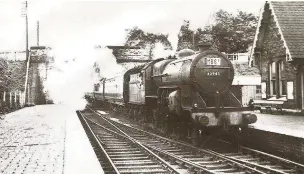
[0,0,264,108]
[0,0,264,52]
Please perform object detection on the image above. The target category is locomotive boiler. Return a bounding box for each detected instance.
[86,42,257,146]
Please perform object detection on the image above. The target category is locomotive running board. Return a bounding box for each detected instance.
[191,107,254,113]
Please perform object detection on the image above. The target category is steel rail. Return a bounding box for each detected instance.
[241,146,304,169]
[92,108,304,173]
[144,144,217,174]
[85,110,216,173]
[211,139,304,173]
[82,110,180,174]
[205,149,288,174]
[90,108,264,174]
[77,111,120,173]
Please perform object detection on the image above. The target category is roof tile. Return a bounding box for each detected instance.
[271,1,304,59]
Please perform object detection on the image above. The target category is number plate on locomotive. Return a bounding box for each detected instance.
[207,72,220,76]
[206,58,221,65]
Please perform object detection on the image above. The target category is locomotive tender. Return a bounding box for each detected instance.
[86,43,257,144]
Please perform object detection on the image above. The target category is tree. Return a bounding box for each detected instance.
[177,10,258,53]
[201,10,258,53]
[177,20,195,51]
[0,59,26,92]
[124,27,172,58]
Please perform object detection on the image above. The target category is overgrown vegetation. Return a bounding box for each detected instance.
[0,59,26,92]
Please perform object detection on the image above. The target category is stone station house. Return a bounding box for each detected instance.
[250,1,304,110]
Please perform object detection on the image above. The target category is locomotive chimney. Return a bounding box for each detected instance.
[197,41,211,52]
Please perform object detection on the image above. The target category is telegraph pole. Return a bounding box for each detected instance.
[25,1,29,61]
[37,21,39,46]
[22,1,30,105]
[25,1,29,60]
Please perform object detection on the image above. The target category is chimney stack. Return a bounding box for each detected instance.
[197,41,211,52]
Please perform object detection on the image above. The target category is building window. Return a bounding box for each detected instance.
[261,82,267,99]
[287,81,294,99]
[280,60,284,71]
[256,85,261,93]
[271,61,276,76]
[278,60,285,96]
[269,62,276,96]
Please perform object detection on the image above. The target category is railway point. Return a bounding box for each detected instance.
[0,104,103,174]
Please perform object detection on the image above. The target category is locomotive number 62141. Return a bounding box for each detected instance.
[207,72,220,76]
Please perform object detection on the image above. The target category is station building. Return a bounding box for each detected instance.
[230,58,261,106]
[250,1,304,110]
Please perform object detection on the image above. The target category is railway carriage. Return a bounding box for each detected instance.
[86,42,257,145]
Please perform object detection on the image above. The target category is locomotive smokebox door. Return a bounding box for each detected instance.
[168,90,181,116]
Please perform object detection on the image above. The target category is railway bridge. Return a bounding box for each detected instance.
[0,46,53,109]
[24,46,53,105]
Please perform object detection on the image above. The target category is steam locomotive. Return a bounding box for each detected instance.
[85,42,257,145]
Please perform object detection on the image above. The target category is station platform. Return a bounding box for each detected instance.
[249,111,304,138]
[0,104,103,174]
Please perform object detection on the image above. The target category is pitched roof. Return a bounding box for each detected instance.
[250,1,304,63]
[271,1,304,59]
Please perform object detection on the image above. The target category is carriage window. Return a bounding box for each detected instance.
[94,84,99,91]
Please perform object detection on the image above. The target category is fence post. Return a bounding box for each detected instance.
[19,91,22,106]
[15,91,17,103]
[9,92,12,107]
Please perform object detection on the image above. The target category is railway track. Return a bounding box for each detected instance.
[85,108,304,174]
[207,140,304,174]
[80,108,263,173]
[77,110,182,173]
